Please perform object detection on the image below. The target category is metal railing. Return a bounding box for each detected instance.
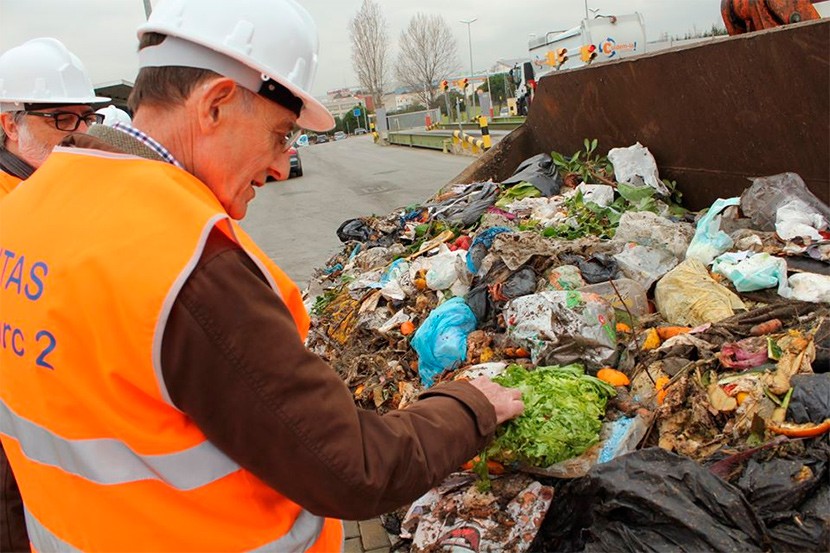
[385,108,441,131]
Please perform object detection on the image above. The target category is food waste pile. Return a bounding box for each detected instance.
[304,141,830,552]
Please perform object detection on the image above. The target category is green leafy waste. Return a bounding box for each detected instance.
[487,364,616,468]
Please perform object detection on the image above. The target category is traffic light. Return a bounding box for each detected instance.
[580,44,597,64]
[461,78,469,90]
[545,50,557,67]
[441,79,449,92]
[555,48,568,67]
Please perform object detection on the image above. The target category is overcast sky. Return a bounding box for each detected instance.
[0,0,722,97]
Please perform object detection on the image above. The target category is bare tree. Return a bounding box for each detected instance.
[348,0,389,110]
[395,13,459,109]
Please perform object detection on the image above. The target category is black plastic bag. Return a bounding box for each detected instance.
[560,253,620,284]
[788,374,830,424]
[813,318,830,373]
[766,481,829,553]
[336,218,374,243]
[336,218,399,247]
[501,153,563,197]
[501,267,537,300]
[466,283,496,327]
[736,441,829,552]
[537,448,768,552]
[430,182,499,227]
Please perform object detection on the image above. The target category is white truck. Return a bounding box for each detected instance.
[510,13,647,115]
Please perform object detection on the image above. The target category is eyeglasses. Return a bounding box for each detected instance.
[24,111,105,131]
[280,127,303,152]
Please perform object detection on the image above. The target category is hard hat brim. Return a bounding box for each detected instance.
[0,95,110,112]
[287,88,334,132]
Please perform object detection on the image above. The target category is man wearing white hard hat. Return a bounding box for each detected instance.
[95,105,132,127]
[0,36,107,553]
[0,1,523,551]
[0,37,108,199]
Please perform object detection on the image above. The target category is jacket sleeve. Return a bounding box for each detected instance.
[161,229,497,520]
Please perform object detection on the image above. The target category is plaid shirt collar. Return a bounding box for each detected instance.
[111,122,184,169]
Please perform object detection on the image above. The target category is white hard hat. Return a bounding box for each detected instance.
[0,37,109,112]
[137,0,334,132]
[96,105,132,126]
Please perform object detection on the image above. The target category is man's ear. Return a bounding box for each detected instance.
[193,77,240,132]
[0,112,21,142]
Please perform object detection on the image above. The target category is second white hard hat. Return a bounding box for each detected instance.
[0,37,109,112]
[137,0,334,131]
[96,105,132,126]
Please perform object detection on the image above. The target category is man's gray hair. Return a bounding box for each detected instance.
[0,111,26,146]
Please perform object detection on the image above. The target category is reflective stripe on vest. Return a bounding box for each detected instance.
[0,149,342,551]
[24,506,334,553]
[1,400,238,489]
[25,508,82,553]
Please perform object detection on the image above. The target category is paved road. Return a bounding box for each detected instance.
[241,135,473,286]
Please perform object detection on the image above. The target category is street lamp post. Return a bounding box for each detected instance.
[583,0,589,19]
[460,18,477,120]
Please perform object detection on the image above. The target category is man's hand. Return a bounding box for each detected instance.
[468,376,524,424]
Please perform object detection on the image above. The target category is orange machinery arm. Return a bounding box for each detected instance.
[721,0,821,34]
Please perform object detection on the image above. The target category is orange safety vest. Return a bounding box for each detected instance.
[0,148,340,552]
[0,169,21,199]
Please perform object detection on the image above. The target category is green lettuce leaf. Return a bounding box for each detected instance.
[488,364,615,467]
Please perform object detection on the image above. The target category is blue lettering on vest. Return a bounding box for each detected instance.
[4,255,23,294]
[24,262,48,301]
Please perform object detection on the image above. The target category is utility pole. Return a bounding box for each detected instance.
[583,0,589,19]
[485,71,494,118]
[142,0,152,19]
[460,18,477,118]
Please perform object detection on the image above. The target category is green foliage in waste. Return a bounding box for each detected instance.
[495,181,541,208]
[310,288,340,317]
[405,219,464,254]
[542,190,624,239]
[551,138,614,184]
[486,364,616,468]
[544,140,688,239]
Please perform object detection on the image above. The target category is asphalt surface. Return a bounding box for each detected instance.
[240,135,473,287]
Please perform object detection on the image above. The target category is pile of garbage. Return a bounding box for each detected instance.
[305,140,830,552]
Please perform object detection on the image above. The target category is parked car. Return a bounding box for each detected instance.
[333,131,347,141]
[316,134,329,144]
[289,147,302,178]
[354,127,368,135]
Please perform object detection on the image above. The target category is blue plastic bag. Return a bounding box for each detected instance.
[685,197,740,266]
[379,258,408,286]
[712,251,789,295]
[466,226,512,274]
[411,297,477,387]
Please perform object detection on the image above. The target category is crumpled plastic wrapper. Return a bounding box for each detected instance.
[402,472,554,553]
[504,290,617,369]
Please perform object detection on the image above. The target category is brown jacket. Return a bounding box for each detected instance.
[0,126,496,544]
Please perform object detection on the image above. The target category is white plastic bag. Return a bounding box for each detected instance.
[576,183,615,207]
[614,211,694,259]
[505,291,617,369]
[788,273,830,303]
[614,244,679,289]
[775,199,828,242]
[607,142,670,196]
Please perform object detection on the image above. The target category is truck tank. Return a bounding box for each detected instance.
[452,19,829,211]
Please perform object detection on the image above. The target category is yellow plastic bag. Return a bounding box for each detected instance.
[655,259,745,326]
